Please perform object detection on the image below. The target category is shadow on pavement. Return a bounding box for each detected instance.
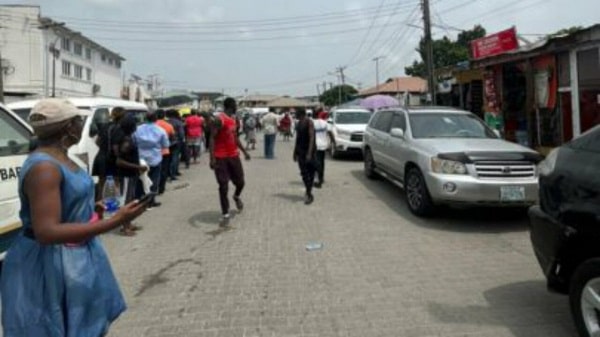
[350,170,529,234]
[427,280,576,336]
[188,211,224,227]
[272,192,305,203]
[329,152,363,162]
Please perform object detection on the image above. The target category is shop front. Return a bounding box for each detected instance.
[473,24,600,152]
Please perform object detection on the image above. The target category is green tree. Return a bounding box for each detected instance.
[319,84,358,107]
[405,25,486,78]
[547,26,584,38]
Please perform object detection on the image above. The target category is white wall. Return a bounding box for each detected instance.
[0,6,45,95]
[0,5,123,99]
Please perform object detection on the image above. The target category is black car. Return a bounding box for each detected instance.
[529,125,600,337]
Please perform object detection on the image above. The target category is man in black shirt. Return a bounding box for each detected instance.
[92,107,126,201]
[293,108,316,205]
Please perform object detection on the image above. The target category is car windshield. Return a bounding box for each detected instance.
[0,107,31,157]
[335,112,371,125]
[410,113,497,139]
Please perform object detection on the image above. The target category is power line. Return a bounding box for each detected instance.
[346,0,389,66]
[48,2,419,27]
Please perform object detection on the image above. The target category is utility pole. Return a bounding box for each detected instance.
[0,51,4,103]
[422,0,436,105]
[372,56,385,91]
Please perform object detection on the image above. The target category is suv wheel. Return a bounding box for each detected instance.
[570,259,600,337]
[405,168,434,217]
[364,148,378,179]
[330,137,339,159]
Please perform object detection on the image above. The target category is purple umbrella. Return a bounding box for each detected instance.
[360,94,400,110]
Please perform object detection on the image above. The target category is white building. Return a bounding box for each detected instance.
[0,5,124,102]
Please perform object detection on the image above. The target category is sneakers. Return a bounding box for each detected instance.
[233,196,244,212]
[147,202,162,210]
[304,194,314,205]
[219,213,231,227]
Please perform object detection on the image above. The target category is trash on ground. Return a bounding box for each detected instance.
[305,242,324,251]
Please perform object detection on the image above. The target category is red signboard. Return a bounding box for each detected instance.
[471,27,519,60]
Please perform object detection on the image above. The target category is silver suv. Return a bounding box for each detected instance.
[362,106,543,216]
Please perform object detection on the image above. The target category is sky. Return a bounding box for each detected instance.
[5,0,598,97]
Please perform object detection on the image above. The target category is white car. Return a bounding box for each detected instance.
[328,107,372,158]
[8,97,149,176]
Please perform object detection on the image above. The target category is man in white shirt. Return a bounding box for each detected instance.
[313,108,334,188]
[260,109,280,159]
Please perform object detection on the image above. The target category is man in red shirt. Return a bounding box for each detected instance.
[185,110,204,166]
[209,98,251,226]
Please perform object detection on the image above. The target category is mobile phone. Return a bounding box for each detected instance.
[138,192,157,204]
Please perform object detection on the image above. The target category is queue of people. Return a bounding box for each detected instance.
[0,97,333,337]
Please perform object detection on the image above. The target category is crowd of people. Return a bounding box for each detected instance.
[0,97,336,337]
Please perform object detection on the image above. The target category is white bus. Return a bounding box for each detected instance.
[0,103,33,260]
[8,98,149,175]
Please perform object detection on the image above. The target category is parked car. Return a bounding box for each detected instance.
[362,106,543,216]
[8,97,149,176]
[529,125,600,337]
[0,103,33,260]
[328,107,372,158]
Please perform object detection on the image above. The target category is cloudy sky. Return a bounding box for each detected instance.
[9,0,598,96]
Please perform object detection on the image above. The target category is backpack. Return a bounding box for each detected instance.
[245,116,256,129]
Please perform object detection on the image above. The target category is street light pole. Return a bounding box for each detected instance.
[49,44,60,98]
[372,56,385,91]
[422,0,436,105]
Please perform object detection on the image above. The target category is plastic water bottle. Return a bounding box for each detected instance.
[102,176,121,219]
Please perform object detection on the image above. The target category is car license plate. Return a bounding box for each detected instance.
[500,186,525,201]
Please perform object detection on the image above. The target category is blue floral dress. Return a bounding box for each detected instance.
[0,152,126,337]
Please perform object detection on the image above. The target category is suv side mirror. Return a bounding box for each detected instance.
[327,118,333,124]
[390,128,405,139]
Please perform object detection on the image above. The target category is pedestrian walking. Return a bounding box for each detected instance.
[185,109,204,165]
[244,113,257,150]
[0,98,148,337]
[313,108,334,188]
[92,106,126,200]
[167,109,185,178]
[155,110,175,192]
[293,108,317,205]
[280,111,293,141]
[209,97,251,226]
[116,116,147,236]
[134,111,169,208]
[261,108,279,159]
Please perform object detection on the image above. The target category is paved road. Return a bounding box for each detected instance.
[104,138,576,337]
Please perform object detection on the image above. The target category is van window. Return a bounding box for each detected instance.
[0,107,31,157]
[12,108,31,121]
[90,108,110,137]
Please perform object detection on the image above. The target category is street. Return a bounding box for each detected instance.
[104,138,575,337]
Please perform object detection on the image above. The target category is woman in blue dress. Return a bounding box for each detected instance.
[0,99,149,337]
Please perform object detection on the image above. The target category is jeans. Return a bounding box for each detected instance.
[315,150,326,183]
[264,133,276,159]
[159,154,171,194]
[170,143,181,176]
[148,165,161,204]
[298,155,316,196]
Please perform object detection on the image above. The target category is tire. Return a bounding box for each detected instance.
[404,167,435,217]
[330,137,339,159]
[363,148,378,179]
[570,259,600,337]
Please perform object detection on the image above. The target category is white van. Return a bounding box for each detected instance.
[8,98,149,175]
[0,103,33,260]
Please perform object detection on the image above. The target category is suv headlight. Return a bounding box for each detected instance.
[336,129,351,137]
[431,157,468,175]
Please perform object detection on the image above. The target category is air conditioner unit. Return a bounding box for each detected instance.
[92,84,101,95]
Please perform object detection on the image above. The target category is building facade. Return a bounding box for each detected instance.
[0,5,124,102]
